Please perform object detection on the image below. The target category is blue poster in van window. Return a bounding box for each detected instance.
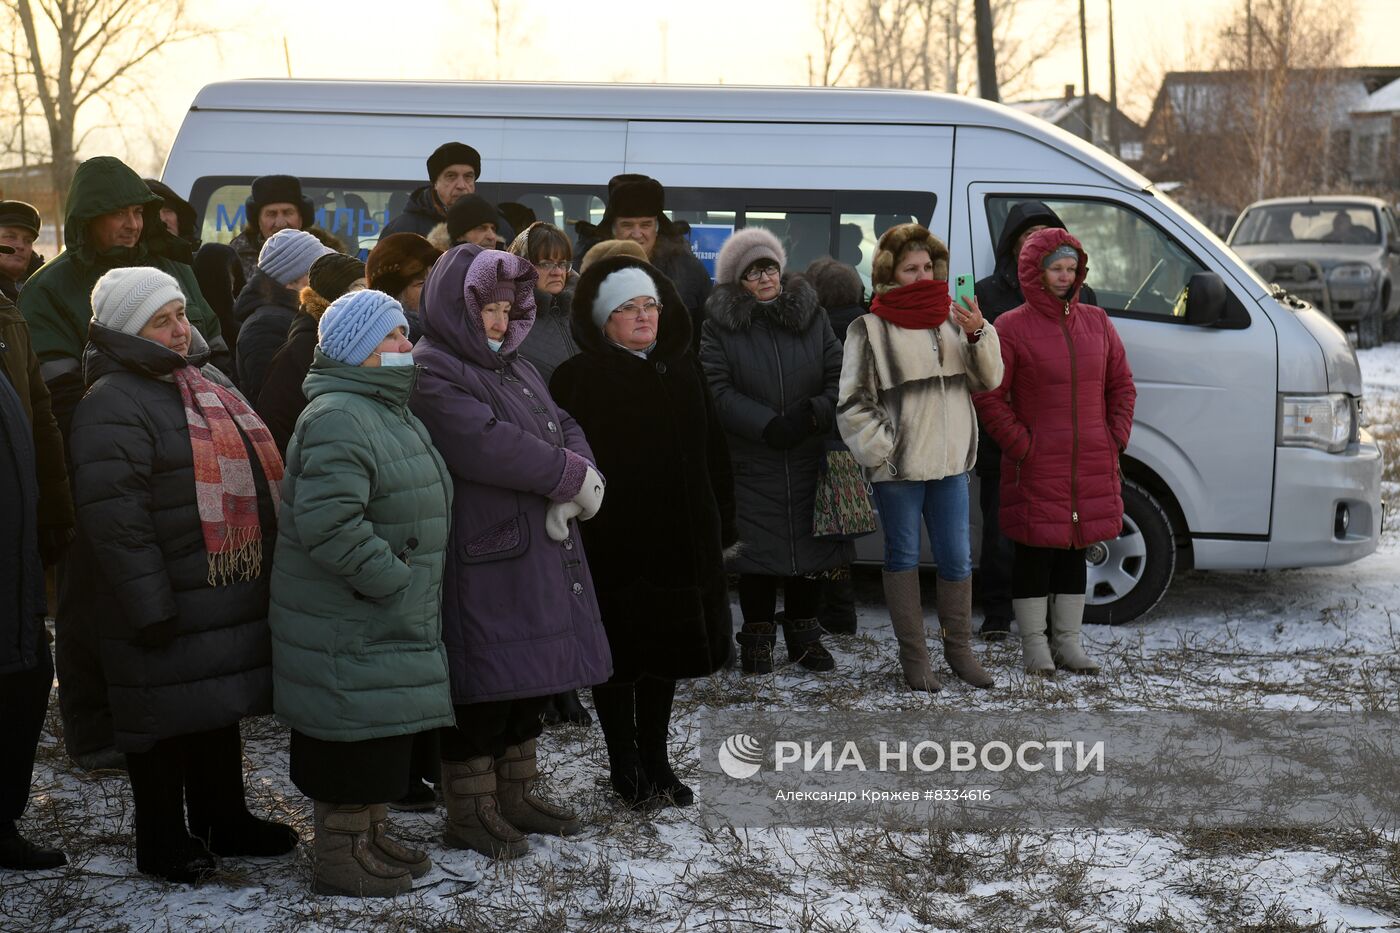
[688,224,735,281]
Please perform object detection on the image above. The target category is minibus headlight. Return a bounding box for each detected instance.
[1328,263,1375,284]
[1279,394,1354,453]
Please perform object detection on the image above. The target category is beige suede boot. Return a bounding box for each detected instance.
[441,756,529,859]
[883,569,941,692]
[368,803,430,879]
[495,739,582,837]
[1014,596,1055,675]
[312,802,413,898]
[935,576,994,688]
[1049,593,1101,673]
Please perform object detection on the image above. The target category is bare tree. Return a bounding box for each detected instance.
[808,0,854,87]
[1145,0,1357,223]
[812,0,1071,99]
[0,0,210,238]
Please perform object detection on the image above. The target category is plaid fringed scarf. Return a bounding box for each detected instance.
[172,366,285,586]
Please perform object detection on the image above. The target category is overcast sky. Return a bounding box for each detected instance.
[45,0,1400,174]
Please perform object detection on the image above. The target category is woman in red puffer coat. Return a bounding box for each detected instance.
[972,228,1135,677]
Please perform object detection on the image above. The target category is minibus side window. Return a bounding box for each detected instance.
[986,196,1210,321]
[190,179,418,258]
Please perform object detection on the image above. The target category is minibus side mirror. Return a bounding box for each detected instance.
[1184,272,1228,327]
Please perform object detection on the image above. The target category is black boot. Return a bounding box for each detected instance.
[128,741,220,885]
[818,567,858,635]
[778,613,836,672]
[555,690,593,726]
[635,677,692,807]
[979,614,1012,641]
[736,622,777,674]
[592,683,657,808]
[183,727,298,858]
[0,824,65,870]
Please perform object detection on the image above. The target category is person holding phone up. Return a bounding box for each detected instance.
[836,224,1003,693]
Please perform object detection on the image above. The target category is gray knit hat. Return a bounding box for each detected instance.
[1042,244,1079,269]
[91,267,186,336]
[714,227,786,286]
[258,228,335,285]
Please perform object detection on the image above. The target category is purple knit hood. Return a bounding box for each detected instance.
[419,244,538,367]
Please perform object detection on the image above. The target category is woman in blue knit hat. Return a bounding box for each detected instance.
[268,288,455,898]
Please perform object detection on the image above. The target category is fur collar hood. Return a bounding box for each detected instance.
[704,275,820,334]
[570,254,691,362]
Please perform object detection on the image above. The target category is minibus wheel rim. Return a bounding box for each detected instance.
[1085,515,1147,605]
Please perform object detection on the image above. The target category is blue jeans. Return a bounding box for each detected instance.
[872,475,973,579]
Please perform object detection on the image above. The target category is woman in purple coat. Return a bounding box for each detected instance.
[411,246,613,860]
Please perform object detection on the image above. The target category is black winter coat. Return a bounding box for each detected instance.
[700,277,846,577]
[381,185,443,239]
[574,222,713,349]
[382,185,517,244]
[0,370,45,675]
[234,270,300,400]
[825,302,866,343]
[70,325,278,752]
[549,255,736,682]
[973,200,1098,475]
[516,285,579,385]
[255,310,319,456]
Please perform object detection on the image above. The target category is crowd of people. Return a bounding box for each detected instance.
[0,139,1135,896]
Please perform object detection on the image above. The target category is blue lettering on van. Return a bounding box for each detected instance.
[215,203,246,232]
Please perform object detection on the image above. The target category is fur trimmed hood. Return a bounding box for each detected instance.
[298,286,332,321]
[426,222,452,253]
[570,254,691,361]
[704,275,820,334]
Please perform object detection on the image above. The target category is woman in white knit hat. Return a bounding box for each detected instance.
[68,266,296,885]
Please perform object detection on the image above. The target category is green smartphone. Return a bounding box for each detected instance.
[954,274,975,310]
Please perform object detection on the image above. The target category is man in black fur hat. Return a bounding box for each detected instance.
[382,141,515,244]
[574,174,712,347]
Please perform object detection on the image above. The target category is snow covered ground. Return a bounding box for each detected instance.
[6,358,1400,932]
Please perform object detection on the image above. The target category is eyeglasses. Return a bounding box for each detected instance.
[612,300,662,320]
[536,260,571,273]
[742,264,781,282]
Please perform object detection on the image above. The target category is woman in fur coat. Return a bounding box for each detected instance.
[836,224,1004,693]
[700,228,845,675]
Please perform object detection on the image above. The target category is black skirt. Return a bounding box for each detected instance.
[290,730,421,804]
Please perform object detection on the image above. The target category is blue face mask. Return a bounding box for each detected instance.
[486,338,504,353]
[377,351,416,367]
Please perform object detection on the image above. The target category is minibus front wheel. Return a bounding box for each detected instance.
[1083,480,1176,626]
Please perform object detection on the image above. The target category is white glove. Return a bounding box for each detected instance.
[573,465,605,521]
[545,500,584,542]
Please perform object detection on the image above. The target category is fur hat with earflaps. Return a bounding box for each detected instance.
[871,224,949,295]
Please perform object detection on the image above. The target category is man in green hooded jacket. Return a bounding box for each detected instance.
[20,156,228,437]
[18,155,229,770]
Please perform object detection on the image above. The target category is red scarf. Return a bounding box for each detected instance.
[869,279,951,330]
[173,367,284,586]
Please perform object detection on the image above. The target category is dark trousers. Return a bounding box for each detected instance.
[126,725,248,857]
[1012,543,1087,599]
[0,640,53,833]
[592,675,677,767]
[54,537,113,757]
[977,472,1015,621]
[290,730,415,804]
[737,574,823,627]
[439,697,548,762]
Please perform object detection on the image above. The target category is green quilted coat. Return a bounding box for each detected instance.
[269,351,455,741]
